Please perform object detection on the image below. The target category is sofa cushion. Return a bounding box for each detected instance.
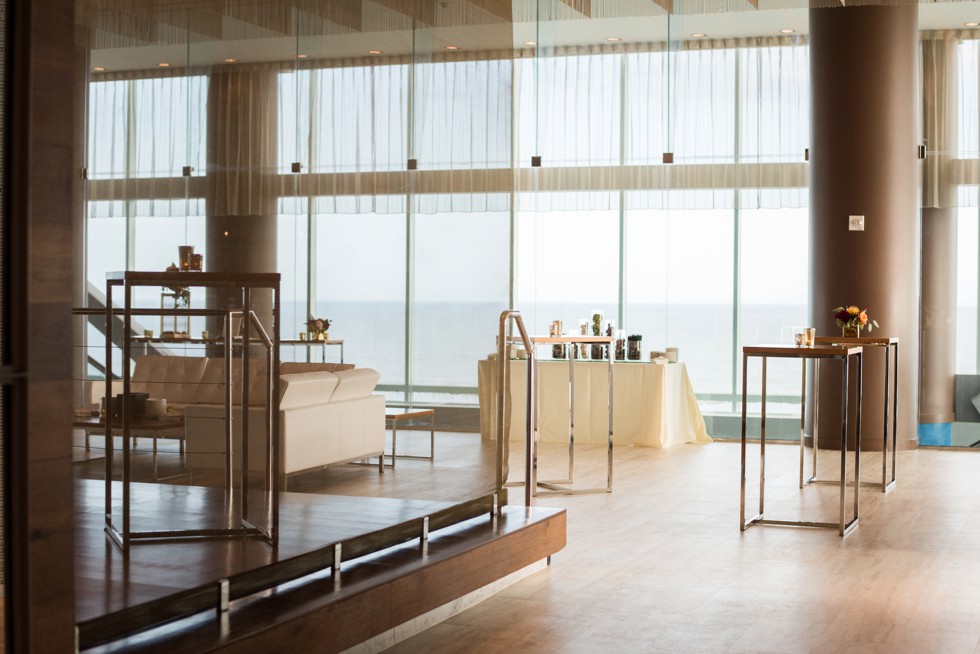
[197,356,270,406]
[280,371,340,410]
[330,368,380,402]
[131,355,208,404]
[281,362,354,374]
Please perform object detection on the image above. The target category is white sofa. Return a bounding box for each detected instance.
[123,355,385,486]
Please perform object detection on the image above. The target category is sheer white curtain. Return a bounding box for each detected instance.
[278,62,409,215]
[412,56,512,212]
[87,72,207,217]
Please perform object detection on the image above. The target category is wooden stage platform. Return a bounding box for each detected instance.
[75,479,566,652]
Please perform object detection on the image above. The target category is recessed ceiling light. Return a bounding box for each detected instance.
[93,66,105,72]
[525,40,536,46]
[368,50,383,54]
[966,21,979,27]
[780,28,795,34]
[690,33,707,38]
[158,62,170,67]
[445,45,460,50]
[296,53,309,59]
[224,58,237,63]
[606,36,621,42]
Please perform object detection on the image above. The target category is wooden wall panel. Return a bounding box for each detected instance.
[6,0,77,650]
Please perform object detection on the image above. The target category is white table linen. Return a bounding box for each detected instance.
[478,359,712,448]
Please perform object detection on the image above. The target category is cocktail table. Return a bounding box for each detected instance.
[384,408,435,467]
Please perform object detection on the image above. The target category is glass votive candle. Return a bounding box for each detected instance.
[804,327,816,347]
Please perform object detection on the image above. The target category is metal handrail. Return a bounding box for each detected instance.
[496,310,535,508]
[224,309,278,543]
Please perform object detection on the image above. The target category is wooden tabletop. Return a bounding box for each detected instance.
[742,343,863,358]
[813,336,899,346]
[385,407,435,419]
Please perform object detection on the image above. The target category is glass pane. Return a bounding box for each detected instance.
[739,206,809,411]
[277,207,309,350]
[957,207,979,375]
[625,194,735,397]
[411,196,510,402]
[516,192,620,336]
[313,199,407,392]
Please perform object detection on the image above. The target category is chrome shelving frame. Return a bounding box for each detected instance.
[103,271,281,551]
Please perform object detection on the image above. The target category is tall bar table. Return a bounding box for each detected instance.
[741,343,863,537]
[813,336,898,492]
[528,335,615,495]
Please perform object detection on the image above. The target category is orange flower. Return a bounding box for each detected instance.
[858,310,868,325]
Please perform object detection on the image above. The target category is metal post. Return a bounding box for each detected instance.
[224,313,234,493]
[759,356,767,517]
[883,345,890,490]
[740,352,748,530]
[854,351,862,523]
[607,344,614,492]
[525,344,534,507]
[242,290,251,522]
[122,280,132,548]
[799,358,806,489]
[839,355,849,536]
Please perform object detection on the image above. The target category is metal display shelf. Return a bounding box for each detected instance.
[104,271,281,551]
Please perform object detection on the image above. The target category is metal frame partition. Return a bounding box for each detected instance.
[103,271,281,551]
[529,335,615,497]
[495,310,615,503]
[496,310,534,507]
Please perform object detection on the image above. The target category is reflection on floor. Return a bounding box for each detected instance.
[72,428,498,503]
[72,427,501,625]
[389,442,980,653]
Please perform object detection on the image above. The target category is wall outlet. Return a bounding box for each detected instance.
[849,215,865,231]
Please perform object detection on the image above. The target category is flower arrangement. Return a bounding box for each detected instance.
[833,305,879,336]
[307,315,332,339]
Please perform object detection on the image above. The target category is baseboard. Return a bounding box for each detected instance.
[341,559,549,653]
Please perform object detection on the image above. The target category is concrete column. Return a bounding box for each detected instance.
[920,208,957,428]
[809,4,919,450]
[919,36,958,443]
[205,67,278,333]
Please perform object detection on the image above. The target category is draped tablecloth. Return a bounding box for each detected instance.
[477,359,712,447]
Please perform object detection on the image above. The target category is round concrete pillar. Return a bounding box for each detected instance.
[205,67,279,333]
[809,4,919,450]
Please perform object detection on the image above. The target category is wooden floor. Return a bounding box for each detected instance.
[75,480,460,621]
[386,441,980,654]
[72,428,499,625]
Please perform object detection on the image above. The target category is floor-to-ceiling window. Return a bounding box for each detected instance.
[83,28,813,426]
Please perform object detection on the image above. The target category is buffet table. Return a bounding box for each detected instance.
[478,359,711,447]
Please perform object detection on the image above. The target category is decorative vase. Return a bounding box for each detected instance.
[842,325,861,338]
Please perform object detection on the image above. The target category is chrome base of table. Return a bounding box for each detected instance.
[804,476,893,492]
[535,481,612,496]
[742,514,860,537]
